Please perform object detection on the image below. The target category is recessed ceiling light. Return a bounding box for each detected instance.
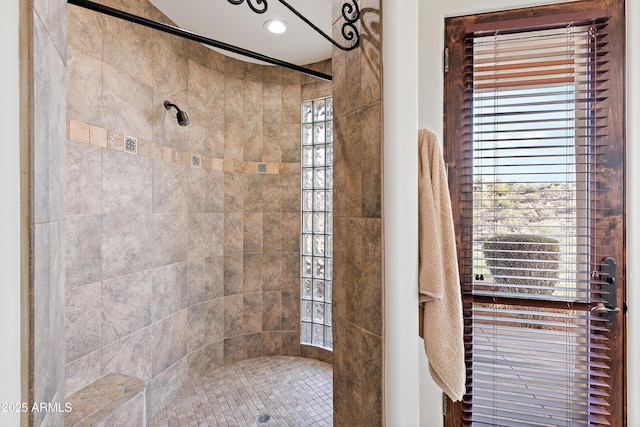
[264,19,288,34]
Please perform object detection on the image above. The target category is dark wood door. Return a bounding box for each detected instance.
[443,1,626,425]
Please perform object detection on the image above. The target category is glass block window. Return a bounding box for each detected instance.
[301,97,333,350]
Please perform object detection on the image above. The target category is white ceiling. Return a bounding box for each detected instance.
[148,0,332,66]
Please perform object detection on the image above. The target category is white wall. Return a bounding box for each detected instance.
[417,0,639,426]
[383,0,421,426]
[0,0,22,425]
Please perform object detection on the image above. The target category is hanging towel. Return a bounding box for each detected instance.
[417,128,466,402]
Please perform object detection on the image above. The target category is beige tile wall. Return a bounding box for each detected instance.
[331,0,384,425]
[27,0,69,425]
[64,0,335,417]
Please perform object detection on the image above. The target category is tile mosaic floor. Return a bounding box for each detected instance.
[147,356,333,427]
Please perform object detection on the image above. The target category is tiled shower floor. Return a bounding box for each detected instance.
[147,356,333,427]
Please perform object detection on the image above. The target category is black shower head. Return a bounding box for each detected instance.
[176,109,189,127]
[164,100,189,126]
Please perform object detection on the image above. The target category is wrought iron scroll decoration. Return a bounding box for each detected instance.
[227,0,361,51]
[227,0,267,14]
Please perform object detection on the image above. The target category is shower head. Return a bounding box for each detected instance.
[164,100,189,126]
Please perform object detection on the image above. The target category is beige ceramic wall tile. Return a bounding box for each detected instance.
[67,53,104,128]
[102,149,153,215]
[102,17,157,88]
[242,293,262,334]
[102,62,154,141]
[33,224,52,420]
[151,310,187,376]
[281,252,300,293]
[300,343,319,360]
[187,258,205,306]
[223,253,243,296]
[187,303,205,352]
[223,172,243,213]
[173,150,191,167]
[205,256,224,300]
[187,347,206,384]
[224,79,245,161]
[261,331,282,357]
[209,213,225,257]
[68,120,90,144]
[89,125,108,148]
[101,214,153,279]
[361,101,382,218]
[243,332,263,359]
[281,174,301,213]
[281,213,300,252]
[282,83,302,125]
[67,5,103,58]
[101,271,152,345]
[262,291,282,332]
[187,167,206,213]
[261,253,282,291]
[243,253,263,294]
[152,213,188,267]
[64,350,101,397]
[65,282,101,362]
[243,213,263,253]
[204,341,224,373]
[145,358,187,417]
[95,392,145,427]
[262,175,282,213]
[223,294,243,338]
[244,120,264,162]
[224,212,243,254]
[107,130,124,152]
[332,114,361,218]
[66,214,101,288]
[281,123,302,163]
[281,331,301,357]
[242,174,263,212]
[262,213,283,254]
[100,327,153,382]
[204,298,224,345]
[151,262,187,322]
[188,213,210,259]
[205,170,225,213]
[281,291,301,331]
[223,335,243,365]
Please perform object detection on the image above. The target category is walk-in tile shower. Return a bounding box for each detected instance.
[64,0,333,419]
[26,0,384,423]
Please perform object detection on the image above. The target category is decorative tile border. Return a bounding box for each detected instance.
[68,119,300,175]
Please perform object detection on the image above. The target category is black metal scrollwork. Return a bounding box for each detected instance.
[340,0,360,49]
[226,0,360,51]
[227,0,268,14]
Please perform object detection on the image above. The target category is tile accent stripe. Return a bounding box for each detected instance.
[68,119,300,175]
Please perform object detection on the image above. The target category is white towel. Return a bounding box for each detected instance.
[417,128,466,402]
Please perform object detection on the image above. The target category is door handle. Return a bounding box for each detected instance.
[591,302,621,315]
[592,256,620,325]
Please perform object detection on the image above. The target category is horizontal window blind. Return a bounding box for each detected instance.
[460,16,612,427]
